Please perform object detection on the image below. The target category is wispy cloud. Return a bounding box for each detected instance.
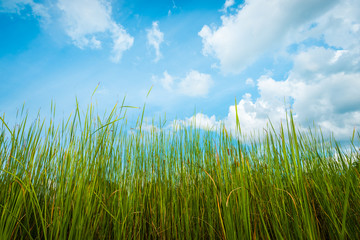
[1,0,50,22]
[57,0,111,49]
[110,23,134,62]
[167,0,177,16]
[146,21,164,62]
[57,0,133,61]
[57,0,134,62]
[221,0,235,12]
[245,78,255,86]
[158,71,174,91]
[1,0,134,62]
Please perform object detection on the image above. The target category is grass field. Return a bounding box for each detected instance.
[1,100,359,239]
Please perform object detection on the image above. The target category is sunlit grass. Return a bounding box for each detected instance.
[0,99,359,239]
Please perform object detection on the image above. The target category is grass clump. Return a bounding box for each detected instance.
[0,100,360,239]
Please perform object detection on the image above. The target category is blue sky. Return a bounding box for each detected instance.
[1,0,360,140]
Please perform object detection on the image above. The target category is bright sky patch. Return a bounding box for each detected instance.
[1,0,359,140]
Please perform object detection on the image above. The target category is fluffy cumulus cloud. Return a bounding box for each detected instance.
[57,0,133,61]
[178,71,214,97]
[147,21,164,62]
[199,0,339,73]
[155,70,213,97]
[303,0,360,50]
[188,0,360,140]
[170,87,288,136]
[185,46,360,139]
[249,48,359,139]
[287,48,360,138]
[222,83,290,137]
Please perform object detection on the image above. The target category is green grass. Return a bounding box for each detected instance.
[0,100,359,239]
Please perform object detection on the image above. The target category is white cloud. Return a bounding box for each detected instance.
[158,71,174,91]
[223,90,289,137]
[89,36,102,49]
[1,0,50,22]
[156,70,213,97]
[199,0,339,73]
[110,23,134,62]
[193,0,360,140]
[304,0,360,50]
[147,21,164,62]
[288,47,360,134]
[178,71,213,97]
[57,0,111,48]
[221,0,235,12]
[169,88,288,136]
[245,78,255,86]
[290,47,360,83]
[181,46,360,140]
[57,0,133,61]
[1,0,133,61]
[174,113,220,131]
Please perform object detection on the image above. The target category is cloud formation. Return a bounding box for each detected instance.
[188,0,360,140]
[156,70,214,97]
[147,21,164,62]
[231,49,360,139]
[245,78,255,86]
[110,23,135,62]
[1,0,134,62]
[174,113,220,131]
[1,0,50,22]
[221,0,235,12]
[57,0,133,62]
[199,0,338,73]
[159,71,174,91]
[181,46,360,140]
[178,70,213,97]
